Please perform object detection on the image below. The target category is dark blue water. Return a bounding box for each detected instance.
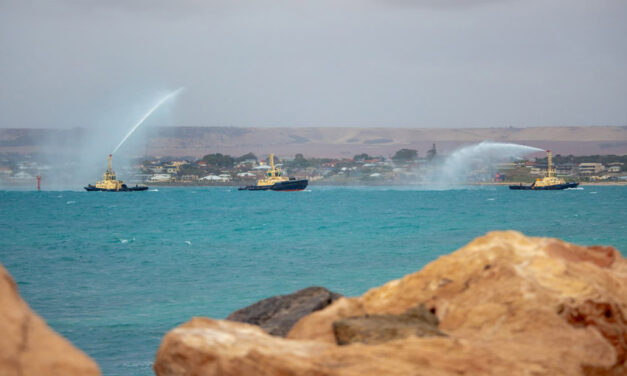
[1,186,625,375]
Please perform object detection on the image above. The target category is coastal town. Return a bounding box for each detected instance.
[2,144,626,187]
[134,147,627,185]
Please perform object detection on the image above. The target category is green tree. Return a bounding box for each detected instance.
[202,153,235,168]
[292,153,309,168]
[353,153,371,161]
[235,152,257,163]
[392,149,418,161]
[179,165,207,177]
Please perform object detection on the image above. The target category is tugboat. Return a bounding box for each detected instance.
[84,154,148,192]
[509,150,578,190]
[239,154,308,191]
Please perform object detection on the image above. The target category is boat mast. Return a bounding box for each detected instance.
[104,154,116,181]
[546,150,554,178]
[268,153,277,177]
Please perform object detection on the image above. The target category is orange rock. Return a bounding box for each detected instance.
[0,263,100,376]
[155,231,627,375]
[562,300,627,375]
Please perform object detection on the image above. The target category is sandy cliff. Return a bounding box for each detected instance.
[154,231,627,376]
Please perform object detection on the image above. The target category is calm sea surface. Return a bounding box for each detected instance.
[1,186,626,375]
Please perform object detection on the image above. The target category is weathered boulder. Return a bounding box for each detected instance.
[155,231,627,376]
[154,318,331,376]
[333,304,445,345]
[0,263,101,376]
[226,286,342,337]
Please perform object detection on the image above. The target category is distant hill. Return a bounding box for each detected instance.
[1,126,626,158]
[144,126,627,158]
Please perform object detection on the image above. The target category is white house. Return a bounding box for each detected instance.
[200,175,228,182]
[150,174,172,182]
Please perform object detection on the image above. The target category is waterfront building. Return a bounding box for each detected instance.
[578,163,605,174]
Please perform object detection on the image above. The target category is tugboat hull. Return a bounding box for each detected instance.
[509,182,579,190]
[239,179,308,191]
[84,184,149,192]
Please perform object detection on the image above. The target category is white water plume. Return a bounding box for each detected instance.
[112,87,184,154]
[428,141,543,186]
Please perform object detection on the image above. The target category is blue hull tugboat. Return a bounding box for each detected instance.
[509,150,579,191]
[85,154,148,192]
[84,184,148,192]
[239,153,308,191]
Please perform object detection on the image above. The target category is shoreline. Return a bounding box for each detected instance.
[470,181,627,186]
[145,181,627,187]
[1,181,625,190]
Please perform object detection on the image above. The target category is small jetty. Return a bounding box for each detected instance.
[85,154,148,192]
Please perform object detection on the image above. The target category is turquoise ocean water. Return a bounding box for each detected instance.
[1,186,625,375]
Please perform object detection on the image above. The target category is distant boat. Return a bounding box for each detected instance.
[239,153,308,191]
[509,150,579,190]
[84,154,148,192]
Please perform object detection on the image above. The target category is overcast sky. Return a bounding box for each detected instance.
[1,0,626,129]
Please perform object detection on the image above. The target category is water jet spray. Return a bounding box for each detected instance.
[84,88,183,191]
[425,141,543,187]
[111,87,184,154]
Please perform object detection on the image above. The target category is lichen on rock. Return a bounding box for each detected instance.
[332,304,446,345]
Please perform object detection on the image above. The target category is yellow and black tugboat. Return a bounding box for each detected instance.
[509,150,578,190]
[85,154,148,192]
[239,153,308,191]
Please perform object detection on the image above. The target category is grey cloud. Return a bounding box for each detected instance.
[377,0,517,9]
[0,0,626,129]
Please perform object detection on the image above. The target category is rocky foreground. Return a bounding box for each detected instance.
[154,231,627,376]
[0,264,100,376]
[1,231,625,376]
